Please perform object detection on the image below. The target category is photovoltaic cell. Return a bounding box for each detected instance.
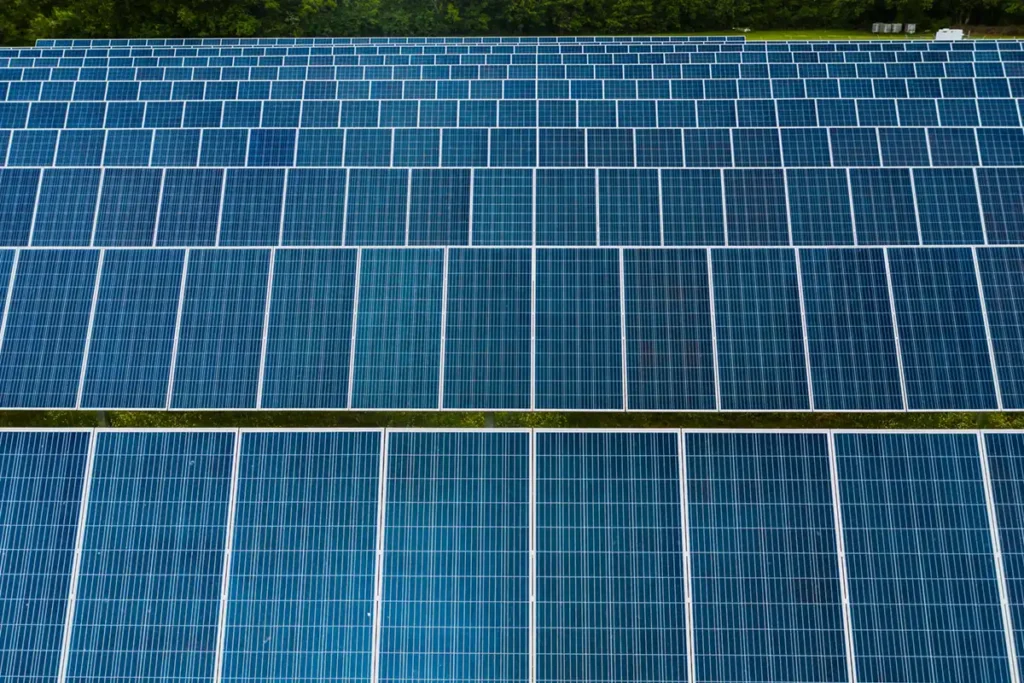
[171,249,270,409]
[687,432,847,682]
[0,249,97,408]
[219,169,286,247]
[623,248,715,410]
[93,169,162,247]
[80,249,184,409]
[351,248,443,409]
[849,169,919,246]
[67,431,234,683]
[976,247,1024,410]
[712,248,809,410]
[32,169,100,247]
[0,430,89,683]
[598,169,660,246]
[913,169,985,245]
[223,431,380,682]
[408,169,470,246]
[535,248,622,410]
[800,248,904,410]
[381,431,529,683]
[977,168,1024,245]
[887,247,998,410]
[723,169,789,246]
[536,170,596,246]
[536,431,686,683]
[0,169,37,246]
[787,169,854,246]
[835,432,1011,683]
[156,169,222,247]
[443,248,531,410]
[345,169,407,246]
[261,249,357,409]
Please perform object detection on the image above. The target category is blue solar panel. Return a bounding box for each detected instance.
[220,169,285,247]
[32,169,99,247]
[0,430,89,683]
[913,168,985,245]
[661,169,724,246]
[351,248,443,409]
[623,248,715,410]
[849,169,919,246]
[171,249,270,409]
[976,247,1024,410]
[711,248,809,410]
[598,169,660,246]
[0,249,97,408]
[687,432,847,682]
[536,431,686,683]
[983,431,1024,678]
[93,169,161,247]
[0,169,37,247]
[345,169,407,246]
[535,248,622,410]
[80,249,183,409]
[536,169,596,246]
[409,169,470,246]
[835,432,1011,683]
[65,431,232,681]
[800,248,904,410]
[977,168,1024,245]
[471,169,532,246]
[443,248,531,410]
[787,169,855,245]
[156,169,221,247]
[260,248,356,409]
[282,169,346,246]
[223,430,380,682]
[887,247,998,410]
[723,169,789,246]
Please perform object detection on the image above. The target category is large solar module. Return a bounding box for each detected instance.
[4,428,1024,682]
[1,35,1024,411]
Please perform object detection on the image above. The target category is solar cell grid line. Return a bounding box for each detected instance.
[677,432,697,683]
[825,432,860,683]
[686,431,848,682]
[253,249,275,409]
[150,169,166,247]
[619,248,628,410]
[164,249,189,409]
[212,429,241,683]
[437,247,448,408]
[220,430,382,682]
[973,169,990,246]
[214,167,227,246]
[530,247,536,409]
[706,249,721,410]
[529,429,537,683]
[65,429,236,683]
[379,430,530,683]
[535,430,687,683]
[972,246,1005,411]
[984,431,1024,677]
[793,250,816,410]
[976,433,1024,683]
[276,168,288,246]
[0,430,90,683]
[369,430,388,683]
[72,250,103,409]
[834,431,1012,683]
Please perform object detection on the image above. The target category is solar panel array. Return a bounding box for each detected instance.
[1,427,1023,683]
[1,34,1023,411]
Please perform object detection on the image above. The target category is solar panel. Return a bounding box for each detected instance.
[536,431,687,683]
[687,431,848,681]
[835,432,1011,682]
[66,430,234,681]
[0,430,89,682]
[224,430,380,681]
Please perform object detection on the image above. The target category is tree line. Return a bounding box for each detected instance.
[2,0,1021,48]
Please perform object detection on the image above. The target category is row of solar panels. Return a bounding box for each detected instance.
[3,126,1023,169]
[2,428,1023,683]
[37,34,747,45]
[6,75,1024,100]
[10,46,1024,62]
[5,98,1023,128]
[2,165,1022,247]
[0,245,1019,412]
[11,64,1024,86]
